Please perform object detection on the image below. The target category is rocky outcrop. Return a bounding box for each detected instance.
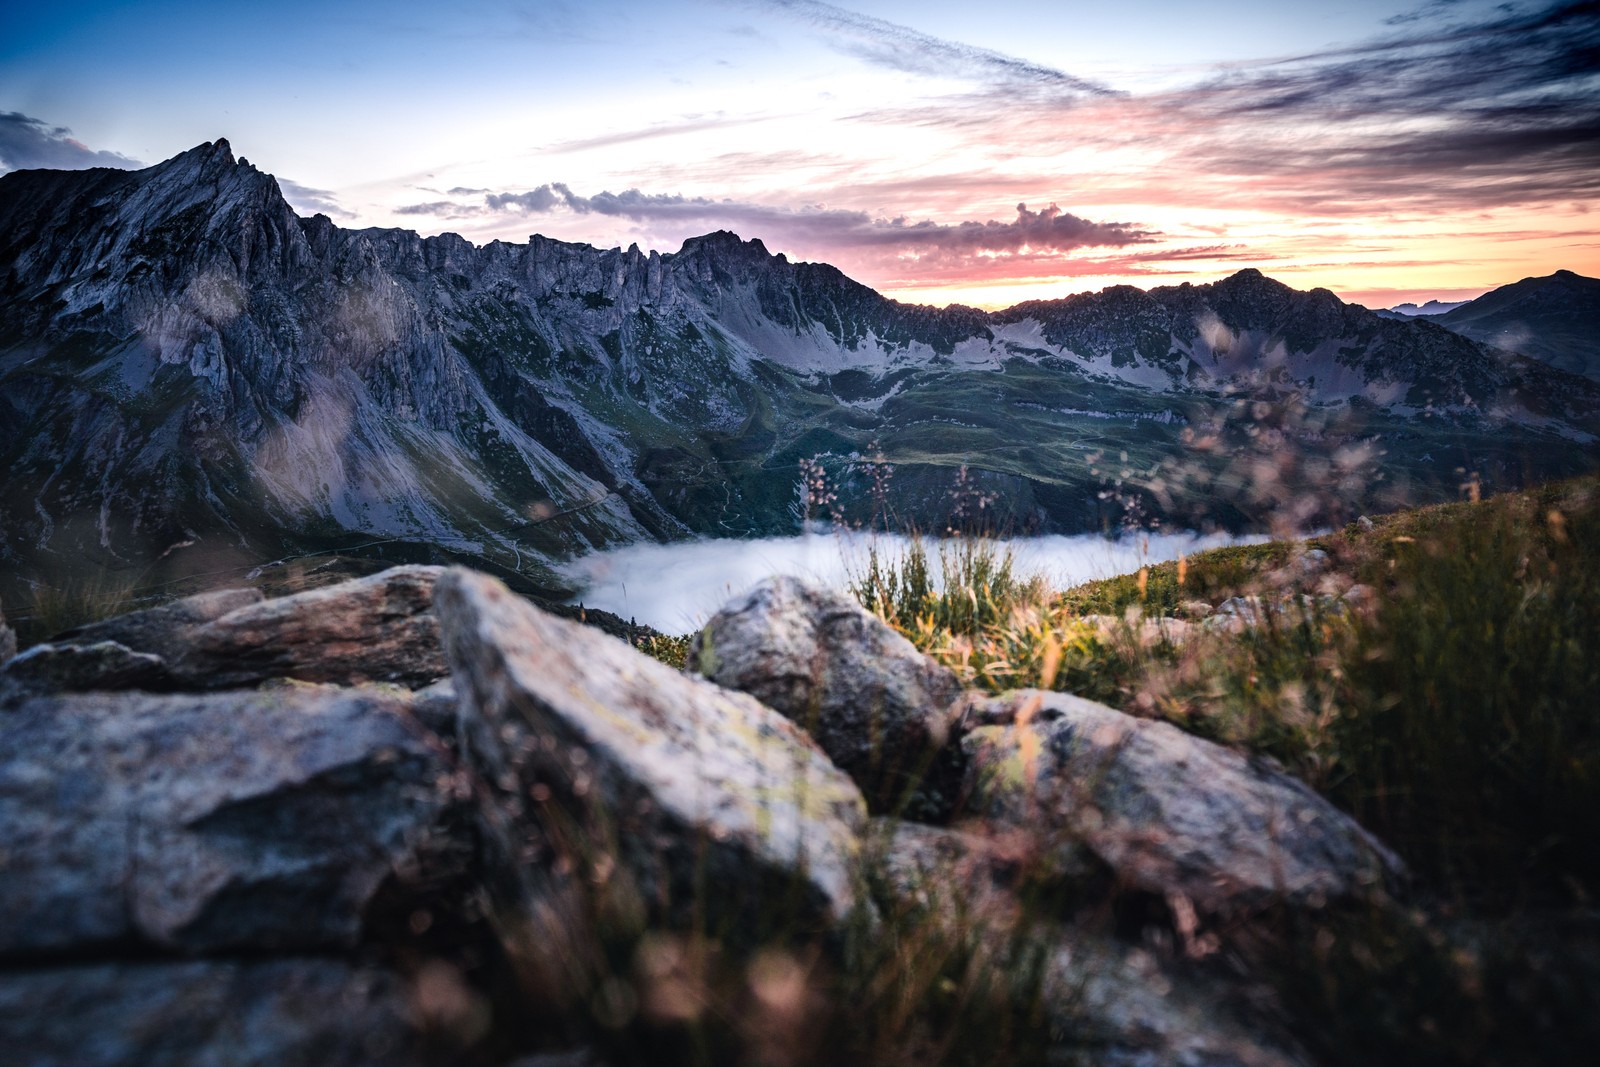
[436,568,867,944]
[169,566,447,689]
[0,567,448,696]
[961,689,1405,915]
[690,576,965,815]
[0,684,463,956]
[0,564,1425,1064]
[0,639,172,693]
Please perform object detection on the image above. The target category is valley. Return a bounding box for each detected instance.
[2,140,1597,619]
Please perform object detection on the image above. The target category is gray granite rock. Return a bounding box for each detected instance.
[169,566,447,689]
[0,686,462,957]
[52,588,264,654]
[871,819,1308,1067]
[1,640,173,693]
[435,568,867,944]
[0,958,431,1067]
[689,576,965,815]
[961,690,1404,915]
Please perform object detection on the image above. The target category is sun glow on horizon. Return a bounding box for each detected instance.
[10,0,1591,312]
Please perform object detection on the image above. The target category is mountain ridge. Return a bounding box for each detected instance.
[1424,270,1600,381]
[3,141,1598,605]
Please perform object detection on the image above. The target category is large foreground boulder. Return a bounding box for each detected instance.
[961,690,1404,915]
[435,569,868,945]
[0,959,435,1067]
[0,686,464,957]
[689,577,965,815]
[169,566,447,689]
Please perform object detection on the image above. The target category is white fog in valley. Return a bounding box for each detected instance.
[562,530,1271,634]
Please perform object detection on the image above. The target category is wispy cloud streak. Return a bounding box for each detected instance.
[858,1,1600,215]
[751,0,1118,96]
[1172,1,1600,210]
[397,2,1598,301]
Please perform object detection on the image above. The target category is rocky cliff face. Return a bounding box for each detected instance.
[3,141,1598,605]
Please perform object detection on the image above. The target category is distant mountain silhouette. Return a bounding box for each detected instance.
[1381,299,1469,317]
[1430,270,1600,380]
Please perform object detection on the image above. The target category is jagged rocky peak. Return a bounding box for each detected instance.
[676,228,782,262]
[670,228,790,288]
[172,136,236,168]
[0,134,306,308]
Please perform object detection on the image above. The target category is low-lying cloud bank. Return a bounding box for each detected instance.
[562,529,1268,633]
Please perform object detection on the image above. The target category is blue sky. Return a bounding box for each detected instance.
[3,1,1596,307]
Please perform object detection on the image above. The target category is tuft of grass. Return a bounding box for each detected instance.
[848,533,1151,703]
[850,534,1047,640]
[19,569,143,645]
[1130,603,1347,781]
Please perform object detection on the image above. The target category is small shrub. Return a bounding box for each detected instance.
[634,633,691,670]
[849,532,1153,703]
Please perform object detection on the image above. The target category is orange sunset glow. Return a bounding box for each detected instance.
[9,1,1592,311]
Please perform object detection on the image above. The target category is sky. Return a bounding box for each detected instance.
[2,0,1597,309]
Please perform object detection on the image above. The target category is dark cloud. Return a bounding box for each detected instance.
[476,181,1152,256]
[278,178,353,219]
[395,200,479,217]
[861,202,1152,254]
[754,0,1117,97]
[840,2,1599,218]
[1170,1,1600,212]
[1199,1,1598,120]
[0,112,142,173]
[1384,0,1474,27]
[486,186,567,213]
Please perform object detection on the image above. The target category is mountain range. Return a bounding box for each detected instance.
[1379,299,1468,318]
[3,139,1599,607]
